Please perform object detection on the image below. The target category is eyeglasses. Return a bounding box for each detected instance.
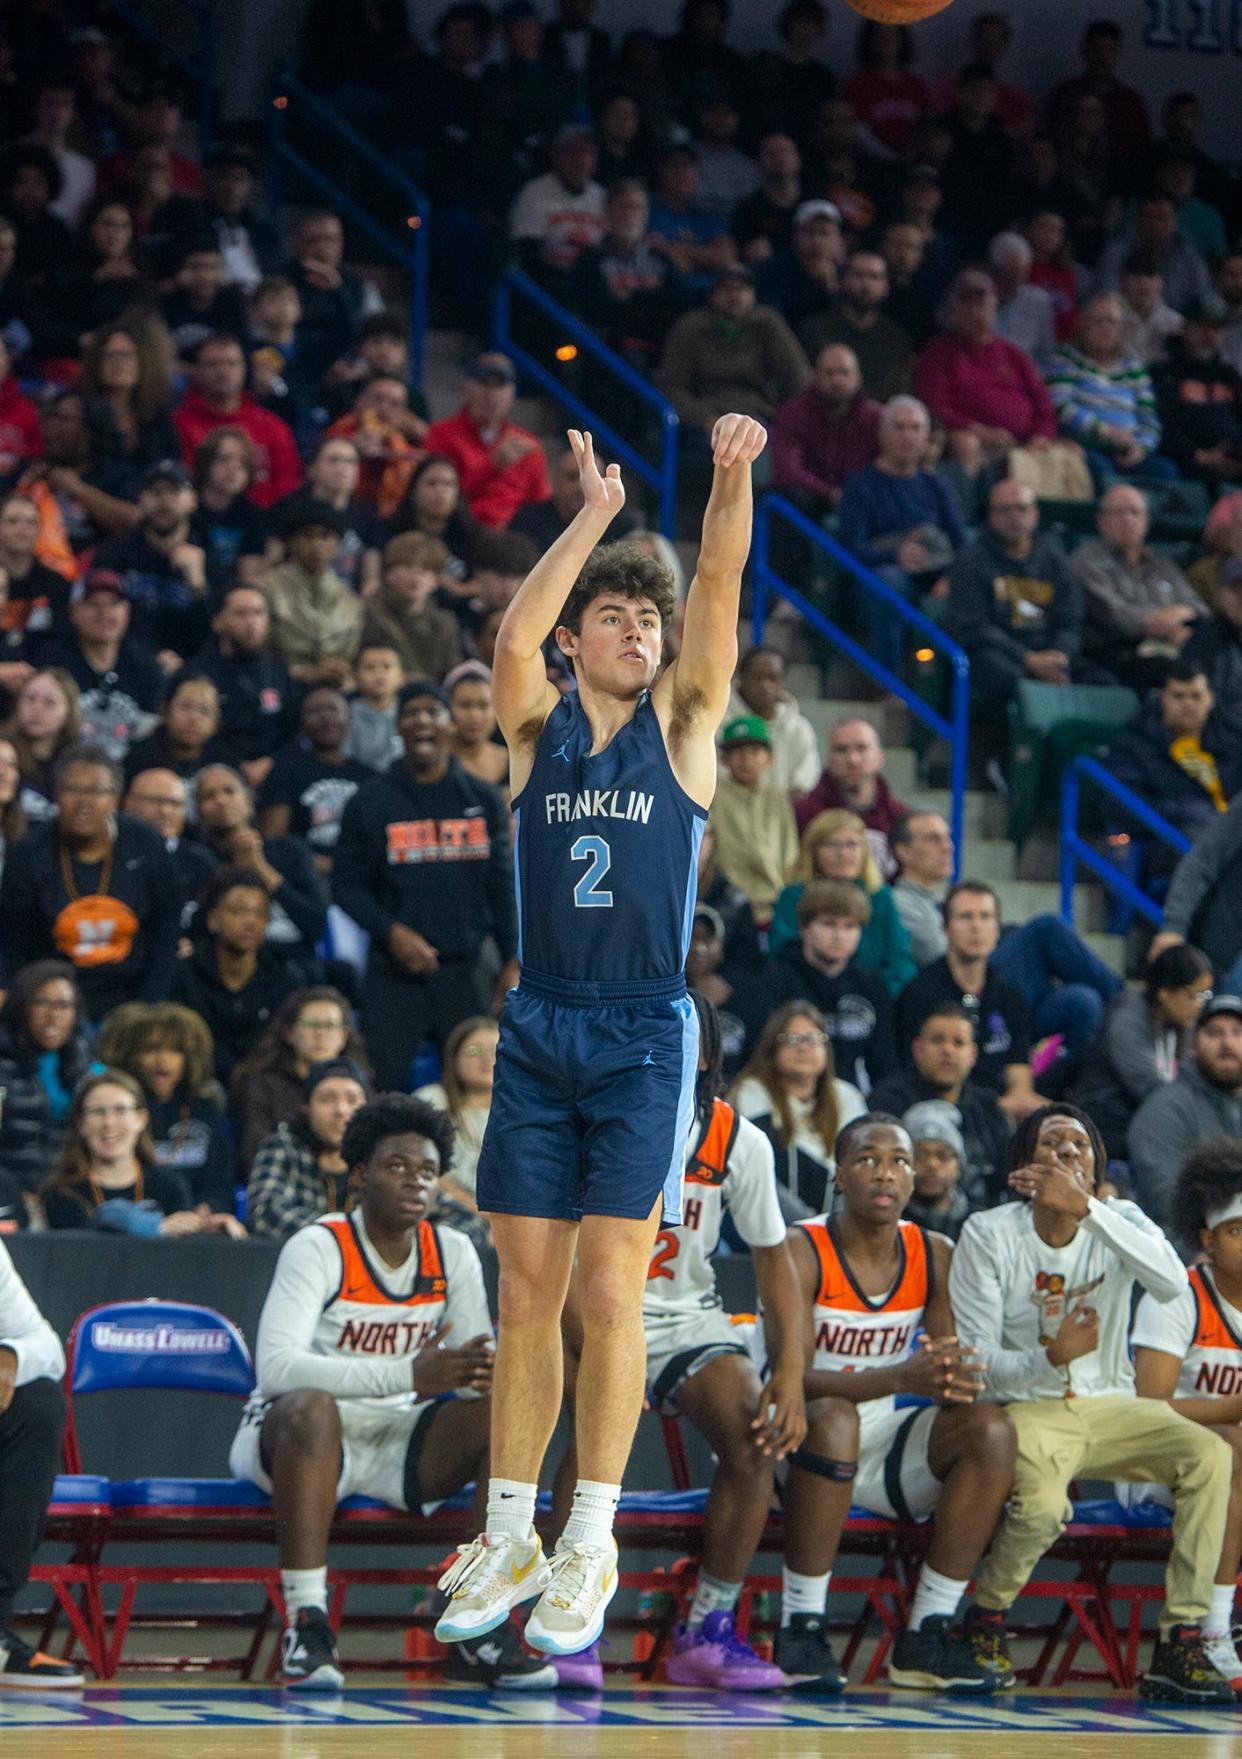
[777,1031,829,1048]
[129,794,183,810]
[822,838,864,853]
[459,1045,496,1058]
[82,1104,139,1121]
[30,998,75,1013]
[59,782,114,798]
[296,1018,345,1033]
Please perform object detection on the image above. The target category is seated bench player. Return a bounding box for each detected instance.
[1126,1138,1242,1692]
[780,1113,1016,1694]
[229,1094,556,1692]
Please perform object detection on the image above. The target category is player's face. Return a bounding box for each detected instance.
[837,1124,914,1223]
[359,1130,442,1230]
[1205,1215,1242,1283]
[1032,1114,1096,1190]
[563,595,662,697]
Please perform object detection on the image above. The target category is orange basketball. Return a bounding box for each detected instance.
[844,0,954,21]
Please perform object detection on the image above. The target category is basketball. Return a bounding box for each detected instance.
[844,0,954,21]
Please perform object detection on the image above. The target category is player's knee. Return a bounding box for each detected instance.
[803,1396,860,1461]
[578,1264,639,1332]
[270,1389,341,1454]
[1223,1428,1242,1496]
[958,1402,1017,1471]
[497,1264,560,1329]
[14,1374,66,1442]
[1179,1426,1233,1495]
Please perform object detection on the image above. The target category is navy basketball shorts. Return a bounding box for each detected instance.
[475,975,699,1226]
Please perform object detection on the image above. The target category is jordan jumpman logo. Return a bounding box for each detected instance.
[553,739,572,763]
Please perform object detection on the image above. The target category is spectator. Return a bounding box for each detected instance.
[386,453,481,582]
[122,672,226,800]
[1153,794,1242,987]
[174,333,302,510]
[770,808,916,995]
[509,444,636,556]
[1117,251,1183,368]
[510,124,607,285]
[879,220,938,346]
[324,377,424,521]
[1072,484,1207,689]
[795,714,907,873]
[43,198,159,350]
[694,820,763,976]
[802,95,884,234]
[279,211,368,385]
[732,133,804,266]
[229,986,364,1176]
[172,865,308,1086]
[1096,196,1212,315]
[446,662,509,793]
[836,395,965,676]
[0,142,73,283]
[184,143,278,293]
[542,0,612,100]
[8,667,80,827]
[739,879,896,1093]
[1073,943,1214,1159]
[257,688,374,874]
[1149,146,1227,264]
[0,338,40,483]
[871,1003,1010,1207]
[333,680,517,1088]
[890,807,955,967]
[647,147,736,285]
[1046,18,1151,159]
[731,997,865,1214]
[1188,495,1242,609]
[0,743,179,1022]
[568,181,690,368]
[97,1001,235,1214]
[844,21,927,155]
[939,63,1016,252]
[1046,296,1172,485]
[422,355,551,532]
[659,266,809,443]
[769,343,881,518]
[797,248,914,403]
[245,1056,372,1240]
[0,736,23,880]
[1142,90,1233,221]
[188,428,268,595]
[896,881,1035,1115]
[246,275,316,433]
[37,572,162,762]
[891,162,957,312]
[160,238,248,364]
[692,89,760,219]
[751,0,835,139]
[915,267,1057,467]
[1153,298,1242,490]
[122,768,215,915]
[756,200,842,334]
[0,492,70,645]
[685,906,748,1076]
[989,233,1056,369]
[76,320,180,501]
[261,506,364,689]
[91,460,210,666]
[1023,206,1081,346]
[725,646,818,798]
[708,712,798,926]
[1184,558,1242,726]
[901,1100,971,1239]
[663,0,747,111]
[25,388,139,558]
[0,961,93,1196]
[193,763,329,957]
[933,12,1033,138]
[1129,996,1242,1226]
[190,585,296,783]
[321,311,413,425]
[414,1014,499,1209]
[344,640,403,773]
[361,534,462,681]
[24,78,95,226]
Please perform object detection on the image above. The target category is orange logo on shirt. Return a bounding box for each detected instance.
[53,896,140,967]
[385,818,491,864]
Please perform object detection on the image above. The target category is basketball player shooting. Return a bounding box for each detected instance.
[436,414,770,1657]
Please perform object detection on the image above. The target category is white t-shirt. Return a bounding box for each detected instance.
[510,173,607,268]
[733,1076,866,1186]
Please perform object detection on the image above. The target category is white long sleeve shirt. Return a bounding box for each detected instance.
[949,1196,1187,1402]
[0,1241,65,1387]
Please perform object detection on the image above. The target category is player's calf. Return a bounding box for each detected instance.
[775,1397,859,1694]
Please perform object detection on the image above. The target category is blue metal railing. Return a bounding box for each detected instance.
[1059,756,1190,928]
[269,73,429,392]
[752,495,970,876]
[495,271,679,541]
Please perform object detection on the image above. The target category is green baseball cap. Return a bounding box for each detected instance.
[720,713,771,750]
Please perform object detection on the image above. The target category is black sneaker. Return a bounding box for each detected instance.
[445,1622,558,1690]
[773,1614,846,1693]
[962,1604,1017,1690]
[888,1614,999,1693]
[0,1629,85,1689]
[1140,1624,1234,1704]
[281,1607,345,1690]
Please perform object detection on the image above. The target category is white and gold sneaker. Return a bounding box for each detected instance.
[434,1533,548,1642]
[525,1538,619,1656]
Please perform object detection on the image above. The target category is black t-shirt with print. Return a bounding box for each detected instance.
[895,956,1032,1093]
[257,746,376,851]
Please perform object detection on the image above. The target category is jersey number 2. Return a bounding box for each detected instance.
[571,835,613,908]
[647,1231,680,1280]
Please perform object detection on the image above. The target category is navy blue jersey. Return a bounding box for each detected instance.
[512,690,707,996]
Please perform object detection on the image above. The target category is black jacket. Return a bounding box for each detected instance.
[1184,613,1242,727]
[192,830,329,951]
[895,958,1032,1094]
[0,1024,95,1192]
[172,942,308,1085]
[1108,696,1242,841]
[333,757,516,967]
[148,1093,236,1213]
[188,636,297,764]
[1152,339,1242,470]
[736,948,897,1093]
[944,530,1083,692]
[867,1067,1012,1206]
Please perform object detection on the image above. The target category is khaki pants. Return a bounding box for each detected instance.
[975,1395,1231,1631]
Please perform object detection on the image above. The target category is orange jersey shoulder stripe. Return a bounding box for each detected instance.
[1191,1266,1242,1355]
[685,1098,738,1189]
[323,1216,448,1308]
[801,1217,930,1314]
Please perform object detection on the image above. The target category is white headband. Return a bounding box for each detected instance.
[1205,1194,1242,1230]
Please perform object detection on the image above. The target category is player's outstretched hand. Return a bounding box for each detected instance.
[568,428,625,514]
[711,413,767,469]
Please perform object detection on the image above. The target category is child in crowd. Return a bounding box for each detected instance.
[345,640,404,771]
[361,534,461,679]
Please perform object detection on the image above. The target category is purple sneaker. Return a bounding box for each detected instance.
[664,1612,785,1691]
[553,1644,603,1690]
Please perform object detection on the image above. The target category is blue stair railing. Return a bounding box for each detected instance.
[1059,756,1191,928]
[495,270,679,541]
[269,72,430,392]
[752,494,970,877]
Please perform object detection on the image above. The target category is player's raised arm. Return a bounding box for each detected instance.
[492,429,625,744]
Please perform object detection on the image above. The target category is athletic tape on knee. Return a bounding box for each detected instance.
[789,1448,856,1483]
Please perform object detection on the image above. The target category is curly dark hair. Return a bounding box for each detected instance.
[557,542,677,639]
[341,1093,455,1181]
[1169,1138,1242,1253]
[835,1112,906,1169]
[690,989,723,1112]
[1007,1102,1108,1192]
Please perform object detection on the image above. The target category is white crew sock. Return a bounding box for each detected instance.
[907,1562,968,1631]
[781,1567,830,1627]
[688,1571,742,1629]
[561,1479,621,1548]
[282,1567,327,1620]
[485,1477,538,1543]
[1204,1583,1237,1641]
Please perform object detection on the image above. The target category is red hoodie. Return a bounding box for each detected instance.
[174,389,302,509]
[0,377,43,475]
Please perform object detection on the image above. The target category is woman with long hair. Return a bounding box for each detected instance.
[98,1001,236,1214]
[0,734,26,880]
[445,662,509,792]
[48,198,157,343]
[7,667,81,825]
[229,985,366,1173]
[414,1014,500,1207]
[385,453,480,583]
[731,998,865,1215]
[770,808,916,994]
[0,960,94,1193]
[77,316,179,495]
